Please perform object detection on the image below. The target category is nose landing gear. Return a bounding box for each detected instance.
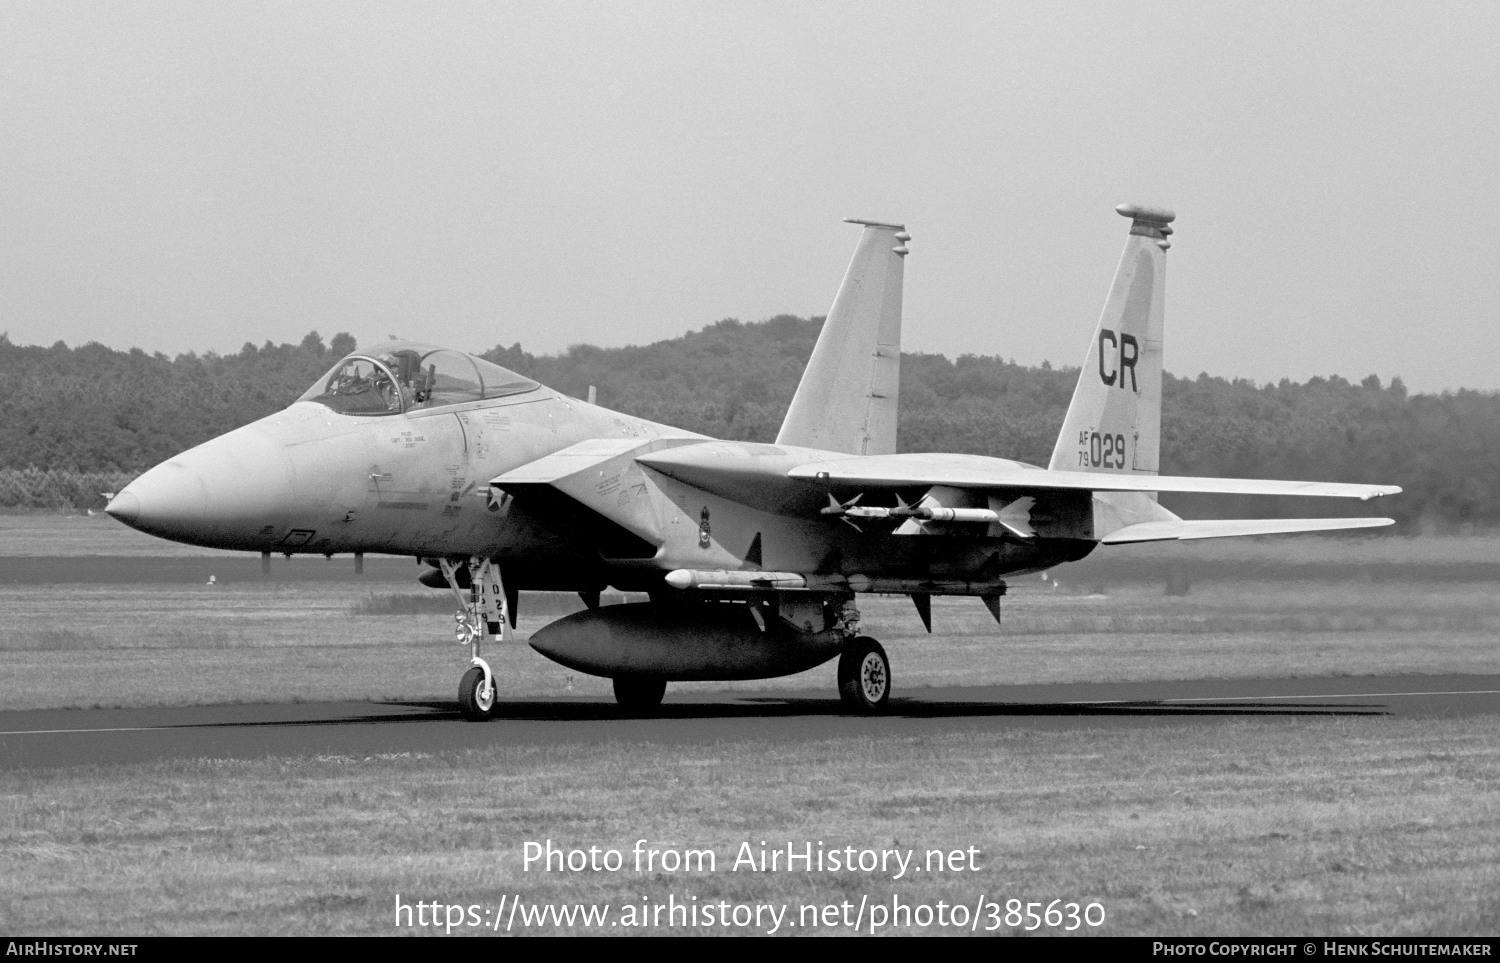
[441,557,510,721]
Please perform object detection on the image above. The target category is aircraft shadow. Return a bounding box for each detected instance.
[167,697,1390,731]
[489,699,1390,721]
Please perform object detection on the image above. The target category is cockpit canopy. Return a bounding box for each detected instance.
[298,342,538,416]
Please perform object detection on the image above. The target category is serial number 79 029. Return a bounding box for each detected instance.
[1077,430,1127,470]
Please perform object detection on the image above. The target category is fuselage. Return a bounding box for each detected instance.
[106,344,1089,593]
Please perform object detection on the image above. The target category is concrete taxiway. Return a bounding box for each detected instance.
[2,675,1497,770]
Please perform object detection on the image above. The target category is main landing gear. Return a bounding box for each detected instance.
[613,676,668,713]
[441,557,511,722]
[837,636,891,714]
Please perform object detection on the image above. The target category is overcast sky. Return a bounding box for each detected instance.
[3,2,1496,392]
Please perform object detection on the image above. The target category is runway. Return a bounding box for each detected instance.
[3,674,1497,770]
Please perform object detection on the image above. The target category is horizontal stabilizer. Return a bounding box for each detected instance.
[789,454,1401,500]
[1100,517,1394,544]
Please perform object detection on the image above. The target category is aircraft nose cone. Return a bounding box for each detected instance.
[108,425,296,549]
[104,491,140,525]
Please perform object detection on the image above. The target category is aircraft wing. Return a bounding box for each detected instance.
[785,453,1400,500]
[636,443,1396,544]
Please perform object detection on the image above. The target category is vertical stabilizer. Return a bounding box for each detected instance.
[776,219,908,455]
[1049,204,1172,476]
[1050,204,1178,536]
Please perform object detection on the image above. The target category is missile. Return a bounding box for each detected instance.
[820,493,917,520]
[914,506,998,523]
[663,569,849,592]
[816,493,1033,538]
[664,569,1007,597]
[844,576,1008,596]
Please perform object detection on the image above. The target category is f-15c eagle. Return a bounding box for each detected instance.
[107,205,1399,719]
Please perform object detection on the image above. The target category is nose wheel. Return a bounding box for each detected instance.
[459,665,496,720]
[838,637,890,713]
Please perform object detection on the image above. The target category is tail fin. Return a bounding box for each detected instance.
[1050,203,1174,476]
[1050,204,1175,534]
[776,219,908,455]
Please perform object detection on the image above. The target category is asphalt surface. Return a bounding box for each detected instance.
[2,674,1497,770]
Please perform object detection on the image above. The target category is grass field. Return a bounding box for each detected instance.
[0,513,246,557]
[2,716,1496,936]
[1,522,1497,936]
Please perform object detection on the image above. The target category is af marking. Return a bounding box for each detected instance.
[1077,430,1128,470]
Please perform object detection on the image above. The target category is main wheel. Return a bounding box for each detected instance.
[613,676,667,713]
[458,665,496,721]
[838,637,891,713]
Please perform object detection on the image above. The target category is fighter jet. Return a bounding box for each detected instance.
[106,205,1399,719]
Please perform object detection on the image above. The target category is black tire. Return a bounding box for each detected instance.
[458,665,496,721]
[838,637,891,713]
[613,676,667,713]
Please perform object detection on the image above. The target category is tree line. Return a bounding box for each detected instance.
[1,319,1493,531]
